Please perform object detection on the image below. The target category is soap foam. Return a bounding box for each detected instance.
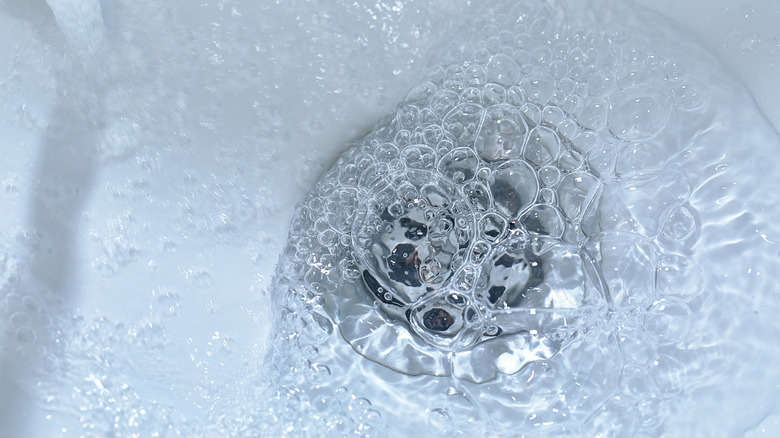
[266,0,780,436]
[2,0,780,436]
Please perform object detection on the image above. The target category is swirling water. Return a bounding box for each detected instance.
[1,0,780,437]
[267,1,780,436]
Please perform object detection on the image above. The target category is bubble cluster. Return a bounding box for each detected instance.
[3,0,777,435]
[270,0,716,435]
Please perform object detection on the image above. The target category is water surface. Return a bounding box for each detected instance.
[1,0,779,436]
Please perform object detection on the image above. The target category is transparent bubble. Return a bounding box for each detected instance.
[406,81,438,103]
[576,96,609,130]
[489,160,538,218]
[520,204,565,238]
[464,64,487,87]
[375,142,400,162]
[443,104,485,147]
[478,213,507,242]
[587,233,657,306]
[521,69,555,104]
[520,102,542,125]
[438,148,479,183]
[619,363,655,400]
[538,187,556,204]
[430,89,461,116]
[397,105,420,129]
[556,172,600,223]
[538,165,561,186]
[532,45,553,66]
[587,68,618,98]
[560,113,579,137]
[480,237,606,345]
[461,87,481,103]
[643,299,691,345]
[558,150,584,172]
[482,83,507,105]
[524,126,562,166]
[661,204,697,242]
[611,170,689,236]
[470,240,492,264]
[651,354,686,398]
[326,189,359,233]
[474,104,528,162]
[655,254,702,301]
[549,60,569,79]
[609,87,671,141]
[506,85,526,107]
[616,143,664,176]
[560,92,581,114]
[486,54,521,86]
[571,130,599,154]
[671,79,708,111]
[401,145,437,169]
[542,105,565,126]
[618,328,655,366]
[317,229,338,247]
[462,181,492,212]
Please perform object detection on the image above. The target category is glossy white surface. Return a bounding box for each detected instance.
[636,0,780,132]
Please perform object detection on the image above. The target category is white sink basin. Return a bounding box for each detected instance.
[1,0,779,436]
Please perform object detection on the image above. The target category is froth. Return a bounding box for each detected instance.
[267,0,720,435]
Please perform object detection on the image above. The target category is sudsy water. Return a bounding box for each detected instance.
[266,1,780,436]
[1,0,780,437]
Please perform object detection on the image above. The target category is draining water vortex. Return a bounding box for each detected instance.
[266,0,773,434]
[293,0,703,385]
[337,111,609,381]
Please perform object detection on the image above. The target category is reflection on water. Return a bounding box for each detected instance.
[271,0,780,436]
[1,0,780,436]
